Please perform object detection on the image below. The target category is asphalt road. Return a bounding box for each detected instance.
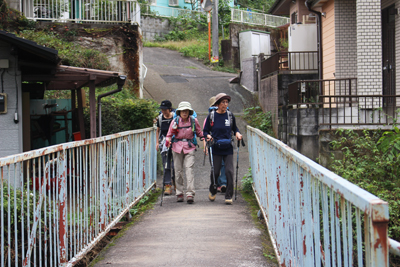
[93,48,277,267]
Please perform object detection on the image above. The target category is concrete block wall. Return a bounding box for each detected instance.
[0,41,22,158]
[356,0,382,96]
[140,16,172,41]
[335,0,357,80]
[240,57,257,92]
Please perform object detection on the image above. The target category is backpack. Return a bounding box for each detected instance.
[172,115,198,148]
[209,110,233,131]
[157,111,175,140]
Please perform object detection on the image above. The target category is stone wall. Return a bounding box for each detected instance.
[140,16,172,41]
[259,74,279,137]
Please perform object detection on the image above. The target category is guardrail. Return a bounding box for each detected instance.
[141,4,202,18]
[231,9,289,27]
[247,125,398,266]
[0,127,157,266]
[20,0,141,24]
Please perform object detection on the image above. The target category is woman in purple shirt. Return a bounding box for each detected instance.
[166,101,204,204]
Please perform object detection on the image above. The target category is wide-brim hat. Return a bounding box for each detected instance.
[209,96,216,107]
[176,101,194,116]
[212,93,231,106]
[159,100,172,109]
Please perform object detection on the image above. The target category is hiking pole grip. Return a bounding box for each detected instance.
[241,139,245,147]
[237,140,240,148]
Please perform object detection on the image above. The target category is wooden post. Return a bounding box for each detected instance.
[89,78,96,139]
[77,88,86,140]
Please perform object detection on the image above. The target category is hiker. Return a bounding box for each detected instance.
[156,100,175,195]
[203,96,227,193]
[165,101,204,203]
[203,93,242,204]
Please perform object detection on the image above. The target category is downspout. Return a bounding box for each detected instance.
[97,75,126,137]
[305,1,322,81]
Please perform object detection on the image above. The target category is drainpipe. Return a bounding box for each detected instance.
[97,75,126,137]
[305,1,322,81]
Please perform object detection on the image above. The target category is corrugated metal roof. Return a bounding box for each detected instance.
[0,30,60,64]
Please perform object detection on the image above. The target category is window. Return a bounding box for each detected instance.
[291,12,297,24]
[169,0,179,6]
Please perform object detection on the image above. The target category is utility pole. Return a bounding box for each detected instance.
[211,0,219,63]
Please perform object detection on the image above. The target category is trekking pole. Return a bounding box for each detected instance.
[208,139,217,192]
[160,150,168,206]
[235,139,245,201]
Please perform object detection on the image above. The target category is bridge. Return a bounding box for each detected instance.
[0,125,399,266]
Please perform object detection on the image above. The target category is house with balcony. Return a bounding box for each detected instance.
[263,0,400,163]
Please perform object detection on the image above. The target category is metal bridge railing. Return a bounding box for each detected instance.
[247,125,400,267]
[20,0,141,25]
[231,9,289,27]
[0,127,157,266]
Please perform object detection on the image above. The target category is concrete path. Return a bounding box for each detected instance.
[93,48,276,267]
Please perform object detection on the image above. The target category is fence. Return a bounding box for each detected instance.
[20,0,141,24]
[287,78,400,128]
[0,127,157,266]
[260,51,318,78]
[141,4,202,18]
[231,9,289,27]
[247,125,400,267]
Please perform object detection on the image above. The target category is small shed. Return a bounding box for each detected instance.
[239,30,271,69]
[0,31,126,158]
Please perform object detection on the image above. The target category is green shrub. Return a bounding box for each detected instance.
[329,128,400,242]
[243,106,274,137]
[84,95,158,136]
[241,168,253,194]
[17,30,111,70]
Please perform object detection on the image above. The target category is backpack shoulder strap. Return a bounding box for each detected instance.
[210,110,215,127]
[227,111,233,130]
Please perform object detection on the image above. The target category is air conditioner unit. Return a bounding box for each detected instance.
[169,0,179,6]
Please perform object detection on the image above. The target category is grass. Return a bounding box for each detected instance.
[241,190,279,266]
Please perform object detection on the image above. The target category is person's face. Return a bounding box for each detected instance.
[217,99,229,112]
[180,110,190,119]
[161,108,170,116]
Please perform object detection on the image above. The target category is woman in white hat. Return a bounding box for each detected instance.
[203,93,242,204]
[166,101,204,203]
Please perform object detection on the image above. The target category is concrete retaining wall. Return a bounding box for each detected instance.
[140,16,173,41]
[240,57,257,92]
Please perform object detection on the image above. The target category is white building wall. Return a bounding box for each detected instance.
[356,0,382,95]
[0,41,23,158]
[335,0,357,79]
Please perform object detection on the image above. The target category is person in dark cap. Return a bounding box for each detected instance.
[203,93,242,205]
[156,100,175,195]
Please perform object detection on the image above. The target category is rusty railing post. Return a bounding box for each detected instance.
[58,150,67,266]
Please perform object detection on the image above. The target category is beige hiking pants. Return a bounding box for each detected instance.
[172,150,195,197]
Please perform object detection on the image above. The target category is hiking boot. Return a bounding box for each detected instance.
[208,192,216,202]
[217,186,222,192]
[187,195,194,204]
[164,185,172,195]
[225,198,233,205]
[177,194,184,202]
[220,185,226,193]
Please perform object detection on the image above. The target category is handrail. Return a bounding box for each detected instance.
[1,127,157,266]
[247,125,390,266]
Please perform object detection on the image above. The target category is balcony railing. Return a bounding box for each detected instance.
[260,51,318,78]
[20,0,141,24]
[287,78,400,128]
[231,9,289,27]
[141,4,202,18]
